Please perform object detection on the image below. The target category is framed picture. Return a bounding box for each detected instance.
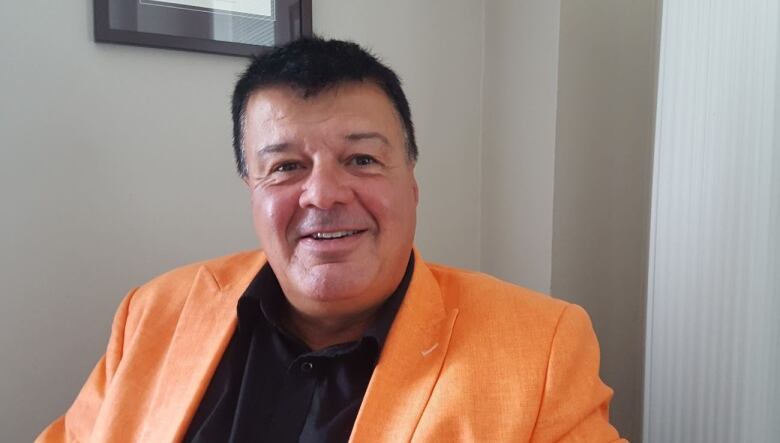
[94,0,312,57]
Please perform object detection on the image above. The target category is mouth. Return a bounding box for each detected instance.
[306,230,365,240]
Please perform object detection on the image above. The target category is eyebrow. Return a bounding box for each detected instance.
[345,132,390,146]
[256,142,290,156]
[255,132,389,157]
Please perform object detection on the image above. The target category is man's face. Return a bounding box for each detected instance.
[242,82,418,321]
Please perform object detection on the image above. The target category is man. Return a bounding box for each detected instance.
[37,38,625,442]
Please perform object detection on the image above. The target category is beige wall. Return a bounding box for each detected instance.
[0,1,484,440]
[480,1,658,439]
[552,1,660,441]
[1,2,253,440]
[315,1,485,271]
[1,1,654,441]
[481,0,561,293]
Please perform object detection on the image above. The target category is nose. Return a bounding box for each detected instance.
[299,163,355,209]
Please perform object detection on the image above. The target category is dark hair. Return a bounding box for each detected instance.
[231,37,418,177]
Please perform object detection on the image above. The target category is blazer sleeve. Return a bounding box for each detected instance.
[530,304,627,443]
[35,289,137,443]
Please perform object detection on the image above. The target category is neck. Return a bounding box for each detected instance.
[284,307,380,351]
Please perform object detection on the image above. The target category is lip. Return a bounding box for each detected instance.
[298,227,367,239]
[297,230,368,255]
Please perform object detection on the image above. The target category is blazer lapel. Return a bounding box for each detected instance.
[350,252,459,442]
[140,253,267,442]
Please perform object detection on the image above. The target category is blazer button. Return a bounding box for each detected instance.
[301,361,314,373]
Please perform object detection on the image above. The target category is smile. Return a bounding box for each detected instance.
[309,230,363,240]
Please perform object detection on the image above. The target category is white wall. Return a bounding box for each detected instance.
[0,1,485,441]
[481,0,561,293]
[644,1,780,441]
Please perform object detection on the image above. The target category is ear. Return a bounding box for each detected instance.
[412,174,419,205]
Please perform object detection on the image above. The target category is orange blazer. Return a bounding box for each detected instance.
[37,249,625,442]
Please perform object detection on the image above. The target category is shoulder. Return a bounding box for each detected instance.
[124,250,265,323]
[423,260,570,324]
[419,260,593,355]
[133,250,262,297]
[418,261,599,389]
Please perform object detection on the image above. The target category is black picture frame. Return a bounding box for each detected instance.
[94,0,312,57]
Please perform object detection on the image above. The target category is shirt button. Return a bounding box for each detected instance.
[301,361,314,373]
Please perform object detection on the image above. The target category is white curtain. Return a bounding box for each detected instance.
[644,0,780,442]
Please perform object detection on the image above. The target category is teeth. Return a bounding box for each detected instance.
[311,230,358,240]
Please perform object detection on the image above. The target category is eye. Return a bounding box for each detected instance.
[272,162,301,173]
[350,155,377,167]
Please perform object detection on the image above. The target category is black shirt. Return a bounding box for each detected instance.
[184,254,414,443]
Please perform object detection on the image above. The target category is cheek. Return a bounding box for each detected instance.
[357,181,417,231]
[251,188,299,243]
[355,182,392,221]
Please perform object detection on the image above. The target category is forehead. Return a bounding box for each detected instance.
[244,82,403,140]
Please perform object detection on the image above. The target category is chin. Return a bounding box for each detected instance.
[296,263,377,303]
[306,277,371,302]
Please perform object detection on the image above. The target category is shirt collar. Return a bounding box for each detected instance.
[237,253,415,351]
